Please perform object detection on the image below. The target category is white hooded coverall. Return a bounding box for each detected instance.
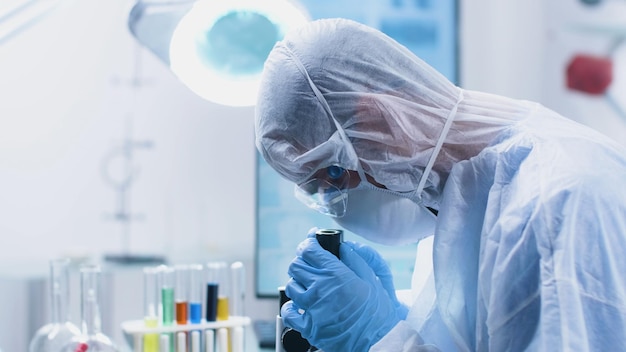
[255,18,626,351]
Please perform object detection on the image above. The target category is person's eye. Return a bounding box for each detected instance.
[326,166,345,180]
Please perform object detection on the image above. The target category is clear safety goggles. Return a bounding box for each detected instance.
[294,165,351,217]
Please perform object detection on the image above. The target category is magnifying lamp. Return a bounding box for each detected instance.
[128,0,310,107]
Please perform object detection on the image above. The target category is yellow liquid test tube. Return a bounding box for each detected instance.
[143,267,159,352]
[216,297,229,321]
[143,316,159,352]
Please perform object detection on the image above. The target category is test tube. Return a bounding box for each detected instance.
[176,332,187,352]
[207,261,230,321]
[232,326,244,352]
[143,267,159,352]
[174,265,189,325]
[159,334,169,352]
[229,262,245,317]
[204,329,215,352]
[216,328,228,352]
[158,265,175,325]
[188,264,204,324]
[158,265,175,352]
[190,330,201,352]
[205,262,224,322]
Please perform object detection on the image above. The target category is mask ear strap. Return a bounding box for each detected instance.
[415,91,464,199]
[286,46,464,196]
[286,47,361,167]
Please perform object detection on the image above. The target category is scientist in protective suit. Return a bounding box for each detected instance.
[254,18,626,351]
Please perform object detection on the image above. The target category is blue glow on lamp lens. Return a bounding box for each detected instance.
[196,10,279,76]
[169,0,309,107]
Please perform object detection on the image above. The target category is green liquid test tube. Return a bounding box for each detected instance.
[158,265,175,351]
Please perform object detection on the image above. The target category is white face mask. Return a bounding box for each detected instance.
[333,182,437,245]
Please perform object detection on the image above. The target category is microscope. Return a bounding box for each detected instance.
[276,229,343,352]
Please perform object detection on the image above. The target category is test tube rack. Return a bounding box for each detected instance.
[121,316,251,352]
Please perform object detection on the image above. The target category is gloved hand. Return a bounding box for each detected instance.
[304,229,409,321]
[281,234,406,352]
[344,241,409,321]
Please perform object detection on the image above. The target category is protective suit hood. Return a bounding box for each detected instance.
[255,18,535,207]
[255,18,464,198]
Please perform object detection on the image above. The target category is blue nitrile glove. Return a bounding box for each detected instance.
[304,229,408,320]
[281,237,405,352]
[343,241,409,321]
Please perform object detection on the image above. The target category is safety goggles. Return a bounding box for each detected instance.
[295,165,351,217]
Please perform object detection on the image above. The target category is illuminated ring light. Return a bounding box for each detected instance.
[169,0,310,107]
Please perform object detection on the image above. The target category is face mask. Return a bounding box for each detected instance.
[333,182,437,245]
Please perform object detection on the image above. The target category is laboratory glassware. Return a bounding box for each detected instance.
[174,264,189,325]
[230,261,245,316]
[28,258,81,352]
[143,267,159,352]
[206,261,229,320]
[158,266,175,325]
[188,264,204,324]
[205,280,218,322]
[158,265,175,351]
[58,265,121,352]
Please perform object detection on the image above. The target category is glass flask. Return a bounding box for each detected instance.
[59,265,121,352]
[29,258,81,352]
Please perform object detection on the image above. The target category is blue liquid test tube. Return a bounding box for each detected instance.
[188,264,204,324]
